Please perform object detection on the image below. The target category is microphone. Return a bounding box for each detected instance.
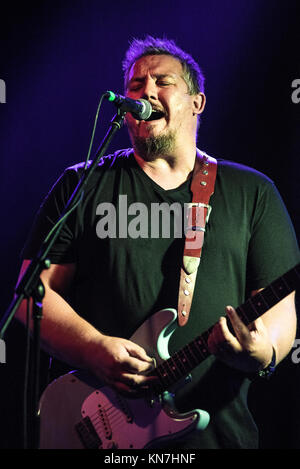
[105,91,152,121]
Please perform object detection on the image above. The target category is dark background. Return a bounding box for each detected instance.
[0,0,299,449]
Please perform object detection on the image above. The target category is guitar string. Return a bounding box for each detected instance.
[89,407,125,438]
[86,397,133,430]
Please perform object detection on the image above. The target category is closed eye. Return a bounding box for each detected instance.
[128,84,143,92]
[157,81,173,87]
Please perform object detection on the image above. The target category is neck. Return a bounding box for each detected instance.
[134,142,197,190]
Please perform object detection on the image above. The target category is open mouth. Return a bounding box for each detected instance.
[145,109,166,121]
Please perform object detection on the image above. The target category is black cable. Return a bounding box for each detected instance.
[22,92,107,449]
[23,298,31,449]
[43,93,107,244]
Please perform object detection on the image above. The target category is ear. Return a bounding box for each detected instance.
[192,92,206,115]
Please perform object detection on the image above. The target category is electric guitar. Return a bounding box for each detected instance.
[39,263,299,449]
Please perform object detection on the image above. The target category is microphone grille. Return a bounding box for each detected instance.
[139,99,152,120]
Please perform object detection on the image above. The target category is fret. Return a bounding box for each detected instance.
[155,362,172,389]
[154,364,168,385]
[176,346,196,376]
[159,357,173,379]
[194,336,210,361]
[257,285,279,310]
[239,296,267,324]
[156,357,186,391]
[246,299,260,322]
[270,284,282,301]
[173,349,192,375]
[162,359,178,385]
[272,276,292,298]
[202,326,213,345]
[164,356,182,382]
[184,344,199,369]
[188,341,202,363]
[283,266,300,291]
[236,265,298,325]
[244,301,258,322]
[180,345,196,370]
[236,304,251,324]
[249,291,269,318]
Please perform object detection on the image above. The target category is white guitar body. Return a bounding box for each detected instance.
[39,308,210,449]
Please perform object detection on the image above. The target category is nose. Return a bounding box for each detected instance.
[141,77,158,102]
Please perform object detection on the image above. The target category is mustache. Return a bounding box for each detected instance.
[143,101,167,122]
[147,101,167,115]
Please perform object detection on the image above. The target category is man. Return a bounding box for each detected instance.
[15,36,299,449]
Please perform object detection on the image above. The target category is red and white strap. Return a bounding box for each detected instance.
[177,151,217,326]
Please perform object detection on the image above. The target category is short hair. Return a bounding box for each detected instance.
[122,35,205,95]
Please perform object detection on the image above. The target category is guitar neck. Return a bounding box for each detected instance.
[153,263,300,393]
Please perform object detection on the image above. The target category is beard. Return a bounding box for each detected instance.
[131,130,177,162]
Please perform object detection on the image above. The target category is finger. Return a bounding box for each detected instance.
[112,380,139,397]
[225,306,251,343]
[121,340,155,373]
[121,355,155,374]
[207,319,231,355]
[214,316,243,354]
[215,317,230,342]
[112,372,158,399]
[120,372,158,388]
[124,341,154,363]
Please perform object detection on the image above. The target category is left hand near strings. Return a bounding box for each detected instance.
[207,305,274,373]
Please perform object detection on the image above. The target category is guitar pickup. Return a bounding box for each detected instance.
[75,416,102,449]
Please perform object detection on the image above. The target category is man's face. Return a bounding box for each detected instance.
[125,54,204,159]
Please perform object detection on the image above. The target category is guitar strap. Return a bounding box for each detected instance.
[177,150,217,326]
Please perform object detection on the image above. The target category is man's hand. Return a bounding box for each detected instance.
[87,335,157,397]
[16,261,157,398]
[207,306,274,373]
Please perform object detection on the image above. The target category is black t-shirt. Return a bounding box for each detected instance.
[22,148,300,448]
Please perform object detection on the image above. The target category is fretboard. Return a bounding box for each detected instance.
[153,262,300,393]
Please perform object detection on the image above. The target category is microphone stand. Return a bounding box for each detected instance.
[0,109,126,449]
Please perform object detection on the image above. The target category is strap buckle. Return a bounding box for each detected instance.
[185,202,212,228]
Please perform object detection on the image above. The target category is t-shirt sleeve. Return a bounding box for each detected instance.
[21,167,81,264]
[247,178,300,291]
